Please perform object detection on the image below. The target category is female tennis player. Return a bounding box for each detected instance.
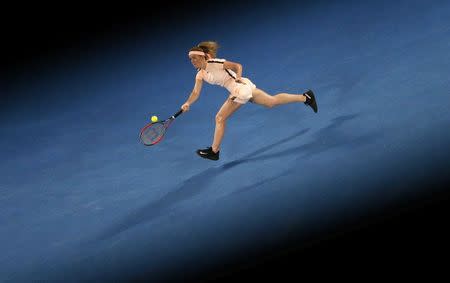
[181,41,318,161]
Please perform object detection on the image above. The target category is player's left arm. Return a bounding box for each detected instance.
[223,60,243,81]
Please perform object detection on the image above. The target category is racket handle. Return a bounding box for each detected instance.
[173,109,183,118]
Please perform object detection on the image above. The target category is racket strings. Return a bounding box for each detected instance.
[141,123,166,144]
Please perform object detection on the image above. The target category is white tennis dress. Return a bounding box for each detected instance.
[195,58,256,104]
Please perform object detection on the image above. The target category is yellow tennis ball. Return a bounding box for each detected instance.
[151,115,158,122]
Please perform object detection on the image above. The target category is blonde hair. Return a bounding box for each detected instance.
[189,41,220,58]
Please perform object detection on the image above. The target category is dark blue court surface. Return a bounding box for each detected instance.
[2,0,450,281]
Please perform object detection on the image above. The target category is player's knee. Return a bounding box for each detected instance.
[266,99,276,108]
[215,113,226,124]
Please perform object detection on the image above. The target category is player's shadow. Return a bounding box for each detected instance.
[92,128,310,242]
[227,112,376,166]
[94,113,371,242]
[228,113,381,196]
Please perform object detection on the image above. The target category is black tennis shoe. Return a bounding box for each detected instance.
[196,146,220,161]
[303,89,318,113]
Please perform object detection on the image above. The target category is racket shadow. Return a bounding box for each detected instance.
[92,128,311,242]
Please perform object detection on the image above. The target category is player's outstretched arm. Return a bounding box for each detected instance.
[182,77,203,112]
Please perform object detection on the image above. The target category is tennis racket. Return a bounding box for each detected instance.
[139,109,184,146]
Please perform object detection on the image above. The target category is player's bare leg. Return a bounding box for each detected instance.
[251,88,318,112]
[197,96,242,160]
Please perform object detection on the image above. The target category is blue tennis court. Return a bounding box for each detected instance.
[1,0,449,281]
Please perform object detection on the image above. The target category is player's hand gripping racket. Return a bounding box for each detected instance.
[139,109,183,146]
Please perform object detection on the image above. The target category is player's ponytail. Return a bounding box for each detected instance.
[197,41,220,58]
